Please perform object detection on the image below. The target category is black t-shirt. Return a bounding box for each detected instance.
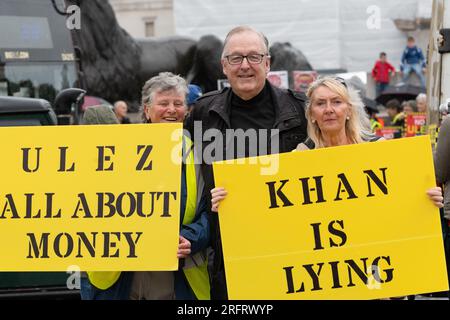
[229,83,276,158]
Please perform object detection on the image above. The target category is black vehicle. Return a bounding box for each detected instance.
[0,96,57,126]
[0,0,82,121]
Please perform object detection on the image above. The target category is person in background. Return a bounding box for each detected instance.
[363,100,384,132]
[434,115,450,299]
[385,99,405,128]
[402,100,417,115]
[84,72,211,300]
[81,105,119,125]
[400,36,427,88]
[416,93,428,113]
[79,105,131,300]
[187,84,202,110]
[372,52,396,97]
[113,100,131,124]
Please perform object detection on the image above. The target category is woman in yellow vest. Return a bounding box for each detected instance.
[81,72,210,300]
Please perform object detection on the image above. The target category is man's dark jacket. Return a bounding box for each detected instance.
[184,83,308,299]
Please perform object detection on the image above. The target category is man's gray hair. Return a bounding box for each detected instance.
[113,100,127,110]
[416,93,427,103]
[221,26,269,58]
[141,72,188,106]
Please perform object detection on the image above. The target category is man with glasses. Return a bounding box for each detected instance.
[185,25,308,300]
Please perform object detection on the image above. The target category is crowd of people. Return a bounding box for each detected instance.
[372,36,427,96]
[79,26,449,300]
[368,36,430,140]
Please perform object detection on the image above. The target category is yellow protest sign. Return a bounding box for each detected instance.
[0,123,182,271]
[213,136,448,300]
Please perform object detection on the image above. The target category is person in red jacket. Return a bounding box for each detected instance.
[372,52,396,98]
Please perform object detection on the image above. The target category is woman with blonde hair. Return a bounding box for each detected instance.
[211,76,443,212]
[297,76,374,150]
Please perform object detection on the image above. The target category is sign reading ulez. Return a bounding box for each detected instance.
[213,136,448,299]
[0,123,182,271]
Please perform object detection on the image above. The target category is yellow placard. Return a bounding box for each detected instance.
[0,123,182,271]
[213,136,448,300]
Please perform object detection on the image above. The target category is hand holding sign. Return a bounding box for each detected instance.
[211,187,227,212]
[426,187,444,208]
[213,136,448,299]
[177,236,191,259]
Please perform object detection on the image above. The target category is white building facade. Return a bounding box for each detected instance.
[109,0,175,38]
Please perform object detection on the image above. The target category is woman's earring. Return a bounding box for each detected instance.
[312,119,316,124]
[346,116,350,120]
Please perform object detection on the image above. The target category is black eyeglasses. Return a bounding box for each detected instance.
[335,77,347,88]
[225,53,267,65]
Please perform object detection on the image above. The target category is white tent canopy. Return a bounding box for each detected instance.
[174,0,432,72]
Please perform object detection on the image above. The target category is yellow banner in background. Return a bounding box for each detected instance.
[213,136,448,300]
[0,123,182,271]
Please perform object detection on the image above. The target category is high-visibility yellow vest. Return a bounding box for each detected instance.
[88,136,210,299]
[370,118,382,131]
[182,136,210,300]
[87,271,121,290]
[392,112,405,126]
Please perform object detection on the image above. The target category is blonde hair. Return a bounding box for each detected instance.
[305,76,373,148]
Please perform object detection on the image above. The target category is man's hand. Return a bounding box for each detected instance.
[177,236,191,259]
[427,187,444,209]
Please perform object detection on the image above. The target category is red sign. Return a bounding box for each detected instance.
[293,71,318,93]
[376,127,403,140]
[405,113,427,137]
[267,71,289,89]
